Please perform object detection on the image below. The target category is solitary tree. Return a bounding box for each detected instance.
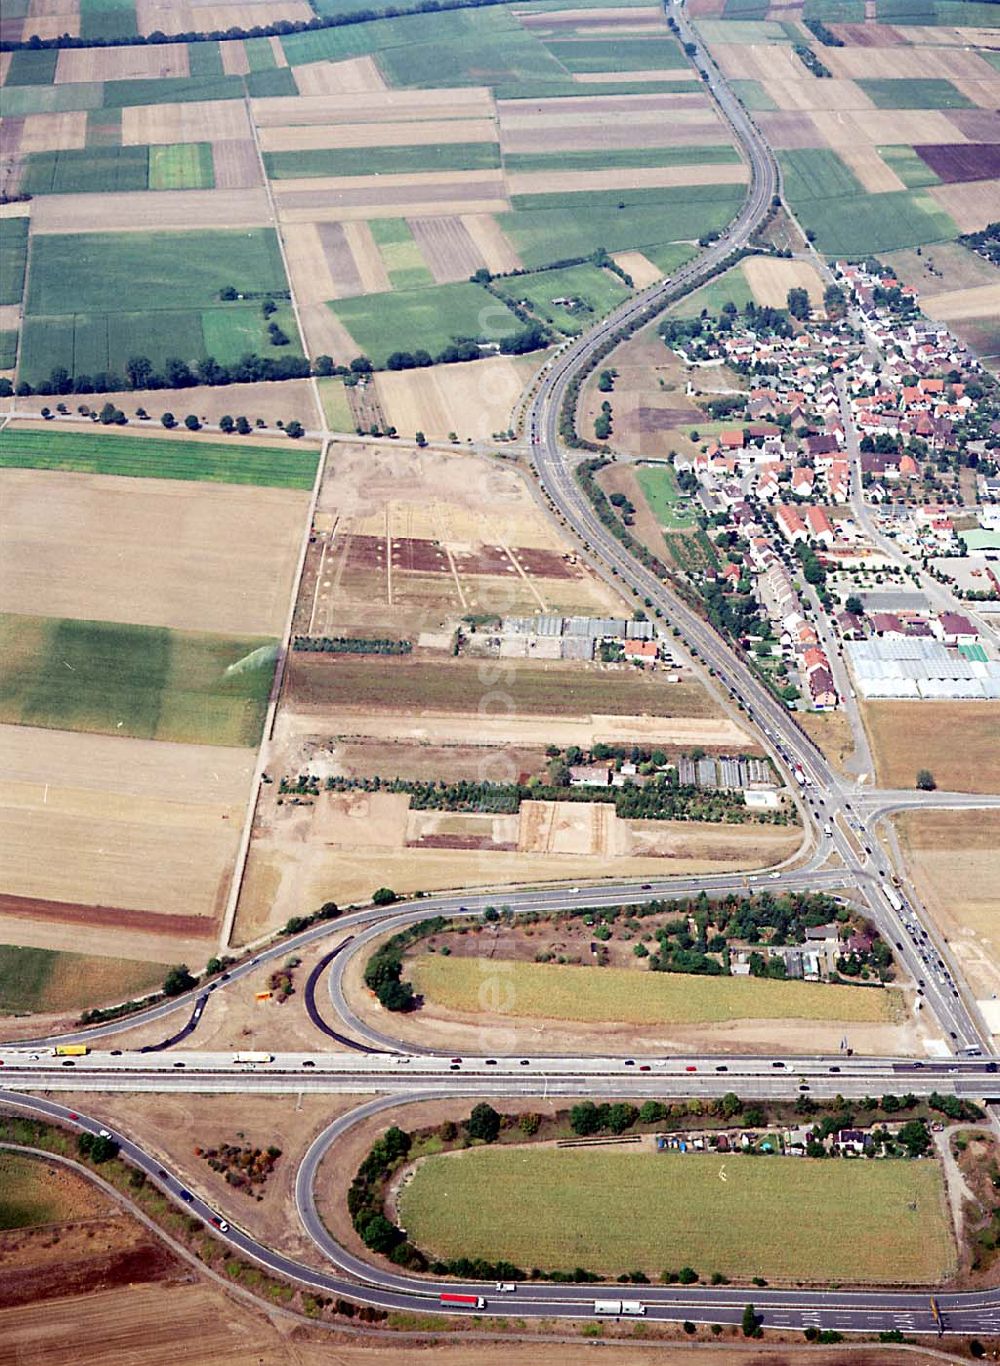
[415,430,427,447]
[742,1303,761,1337]
[163,964,196,997]
[916,769,937,791]
[466,1103,502,1143]
[845,595,864,616]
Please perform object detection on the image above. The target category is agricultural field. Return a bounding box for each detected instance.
[635,463,698,530]
[881,240,1000,354]
[0,612,274,747]
[328,281,518,367]
[895,809,1000,1020]
[18,227,302,388]
[0,426,319,490]
[397,1145,954,1283]
[0,723,254,961]
[409,953,903,1027]
[0,1151,113,1231]
[492,262,631,335]
[372,352,538,442]
[0,942,165,1015]
[862,699,1000,794]
[0,465,309,636]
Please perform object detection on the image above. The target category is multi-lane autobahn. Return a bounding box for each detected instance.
[5,0,1000,1337]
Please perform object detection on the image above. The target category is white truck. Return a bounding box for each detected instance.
[594,1300,646,1316]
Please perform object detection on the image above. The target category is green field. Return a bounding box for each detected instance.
[329,281,518,366]
[803,0,865,17]
[0,1153,69,1230]
[878,145,942,189]
[99,74,246,109]
[0,82,105,116]
[635,463,697,529]
[779,148,957,254]
[148,142,215,190]
[4,49,58,86]
[504,145,740,173]
[20,227,299,385]
[265,143,500,178]
[318,377,355,432]
[20,145,149,195]
[80,0,138,41]
[729,79,779,111]
[409,954,903,1025]
[857,77,973,109]
[244,35,278,71]
[0,218,28,308]
[541,36,685,71]
[85,108,123,146]
[877,0,1000,23]
[0,613,276,747]
[188,40,225,77]
[668,261,754,318]
[722,0,769,16]
[641,242,699,275]
[0,427,319,490]
[398,1147,953,1283]
[500,185,745,269]
[696,19,793,42]
[368,219,435,290]
[0,331,17,369]
[0,942,165,1015]
[493,262,631,335]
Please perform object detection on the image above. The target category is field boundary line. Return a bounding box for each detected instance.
[218,434,332,951]
[242,88,326,440]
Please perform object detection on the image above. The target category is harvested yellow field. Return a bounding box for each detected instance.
[137,0,311,34]
[55,42,189,84]
[923,281,1000,323]
[614,250,662,288]
[930,180,1000,234]
[374,354,534,442]
[281,221,338,305]
[22,12,80,39]
[951,77,1000,108]
[762,77,874,113]
[864,699,1000,793]
[461,213,522,272]
[30,187,273,233]
[0,467,309,636]
[896,810,1000,1010]
[712,42,803,83]
[219,38,250,76]
[823,44,998,82]
[12,380,317,429]
[743,255,825,307]
[838,144,905,193]
[16,111,86,154]
[259,118,497,153]
[292,55,387,95]
[0,724,253,954]
[342,219,391,292]
[506,162,747,195]
[251,88,494,126]
[122,99,252,145]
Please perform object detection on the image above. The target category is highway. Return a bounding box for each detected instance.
[3,0,999,1337]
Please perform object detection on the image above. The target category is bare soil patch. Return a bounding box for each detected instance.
[757,110,825,150]
[762,77,874,113]
[30,188,272,234]
[506,163,747,196]
[341,219,390,293]
[0,467,308,636]
[219,37,250,76]
[840,144,906,192]
[917,142,1000,184]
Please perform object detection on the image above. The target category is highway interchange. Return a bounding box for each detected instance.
[5,0,1000,1339]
